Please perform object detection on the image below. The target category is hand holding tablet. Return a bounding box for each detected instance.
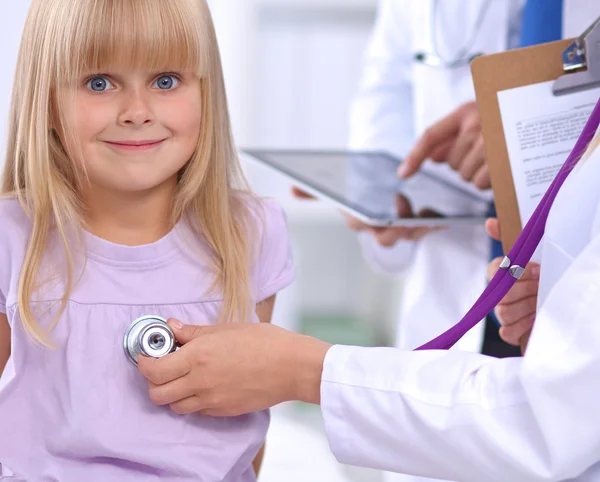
[242,149,490,227]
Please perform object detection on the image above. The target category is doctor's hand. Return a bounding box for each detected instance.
[138,320,331,417]
[290,188,435,245]
[291,186,315,199]
[485,219,539,347]
[344,194,444,247]
[398,102,490,190]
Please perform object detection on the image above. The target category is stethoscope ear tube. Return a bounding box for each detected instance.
[414,0,491,69]
[416,98,600,352]
[413,51,483,68]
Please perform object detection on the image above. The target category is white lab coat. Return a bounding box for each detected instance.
[321,124,600,478]
[348,0,524,356]
[345,2,600,480]
[349,0,598,360]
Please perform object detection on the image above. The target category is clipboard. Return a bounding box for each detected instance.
[471,17,600,252]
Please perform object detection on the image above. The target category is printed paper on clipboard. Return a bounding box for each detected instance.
[497,80,600,259]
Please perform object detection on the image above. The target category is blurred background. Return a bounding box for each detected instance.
[207,1,403,480]
[0,1,404,480]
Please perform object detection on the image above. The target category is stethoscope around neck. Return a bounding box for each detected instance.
[413,0,491,68]
[413,51,484,68]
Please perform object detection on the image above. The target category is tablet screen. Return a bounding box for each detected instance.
[243,150,491,223]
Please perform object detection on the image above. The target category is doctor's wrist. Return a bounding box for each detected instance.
[289,334,332,405]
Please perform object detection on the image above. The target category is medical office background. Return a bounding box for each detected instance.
[0,1,400,481]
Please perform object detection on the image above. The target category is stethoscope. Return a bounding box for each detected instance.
[124,315,178,366]
[414,0,492,68]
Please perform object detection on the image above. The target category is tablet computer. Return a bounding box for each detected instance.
[241,149,491,227]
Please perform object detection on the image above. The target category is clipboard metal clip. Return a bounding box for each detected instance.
[553,16,600,96]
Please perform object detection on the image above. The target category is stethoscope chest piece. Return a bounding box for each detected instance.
[123,315,177,366]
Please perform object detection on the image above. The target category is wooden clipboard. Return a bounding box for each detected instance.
[471,39,573,253]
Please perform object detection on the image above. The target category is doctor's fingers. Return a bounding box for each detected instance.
[395,194,415,217]
[485,218,501,241]
[147,371,245,416]
[486,256,504,280]
[471,164,491,190]
[291,186,315,200]
[499,316,536,346]
[399,112,464,178]
[446,130,479,171]
[498,278,540,306]
[169,396,212,416]
[428,139,454,163]
[168,395,243,417]
[370,227,409,246]
[342,213,370,232]
[169,393,253,417]
[148,374,200,408]
[495,294,537,326]
[457,136,486,182]
[487,259,540,282]
[370,227,432,246]
[137,350,192,386]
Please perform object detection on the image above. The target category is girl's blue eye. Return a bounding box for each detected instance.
[154,75,179,90]
[86,76,113,92]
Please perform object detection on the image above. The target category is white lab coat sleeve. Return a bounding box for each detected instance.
[348,0,418,274]
[321,223,600,481]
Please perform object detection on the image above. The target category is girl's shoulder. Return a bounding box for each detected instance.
[236,193,289,246]
[0,196,31,245]
[243,193,286,221]
[0,196,31,264]
[235,193,295,302]
[0,197,31,311]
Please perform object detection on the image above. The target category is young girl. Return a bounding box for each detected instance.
[0,0,294,480]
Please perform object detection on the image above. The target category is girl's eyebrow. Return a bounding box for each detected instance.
[82,70,189,80]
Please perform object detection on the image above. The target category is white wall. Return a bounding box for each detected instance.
[235,1,400,344]
[0,2,30,165]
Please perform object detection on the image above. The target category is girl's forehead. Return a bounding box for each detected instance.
[75,44,204,76]
[80,65,198,76]
[55,1,209,79]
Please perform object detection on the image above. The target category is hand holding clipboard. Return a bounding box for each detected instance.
[470,16,600,352]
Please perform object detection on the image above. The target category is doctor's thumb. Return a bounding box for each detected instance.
[167,319,209,345]
[485,218,501,242]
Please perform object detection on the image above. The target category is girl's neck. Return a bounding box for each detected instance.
[82,180,177,246]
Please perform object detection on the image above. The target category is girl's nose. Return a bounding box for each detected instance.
[117,90,155,127]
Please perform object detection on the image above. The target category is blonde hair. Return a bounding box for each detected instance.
[2,0,256,346]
